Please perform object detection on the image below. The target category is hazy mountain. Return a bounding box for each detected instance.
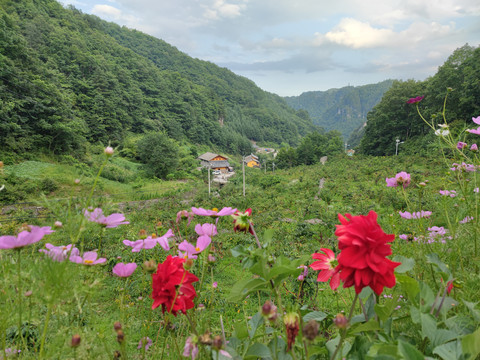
[284,80,394,140]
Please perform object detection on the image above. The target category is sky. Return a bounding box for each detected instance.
[59,0,480,96]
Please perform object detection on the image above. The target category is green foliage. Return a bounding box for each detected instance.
[136,132,180,179]
[0,0,317,160]
[285,80,394,139]
[359,44,480,155]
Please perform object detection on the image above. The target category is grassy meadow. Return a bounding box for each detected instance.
[1,149,480,359]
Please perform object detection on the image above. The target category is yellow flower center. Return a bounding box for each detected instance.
[195,247,200,252]
[211,208,218,212]
[151,233,157,239]
[84,260,94,264]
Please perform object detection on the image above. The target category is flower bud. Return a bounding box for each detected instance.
[143,260,157,273]
[24,290,33,297]
[284,312,299,351]
[71,334,81,348]
[54,221,63,228]
[113,350,121,358]
[184,258,194,270]
[208,254,216,263]
[104,146,114,157]
[199,331,212,345]
[74,178,80,185]
[113,321,122,331]
[303,320,319,341]
[333,313,348,329]
[116,330,125,343]
[138,229,147,239]
[0,161,3,168]
[212,335,223,351]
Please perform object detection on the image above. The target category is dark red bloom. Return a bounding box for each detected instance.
[232,208,254,235]
[406,95,424,104]
[283,312,299,352]
[151,255,199,316]
[335,211,401,295]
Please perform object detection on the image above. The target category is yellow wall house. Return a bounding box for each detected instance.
[197,152,230,172]
[244,154,260,168]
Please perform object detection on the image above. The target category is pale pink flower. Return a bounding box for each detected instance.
[457,141,467,150]
[157,229,174,251]
[39,243,79,262]
[194,223,218,237]
[183,336,199,359]
[123,238,157,252]
[70,251,106,265]
[459,216,474,224]
[385,172,411,188]
[0,226,54,250]
[112,262,137,277]
[473,116,480,125]
[467,127,480,135]
[178,240,198,259]
[176,210,194,225]
[470,144,478,152]
[191,207,237,217]
[84,208,129,228]
[399,210,432,219]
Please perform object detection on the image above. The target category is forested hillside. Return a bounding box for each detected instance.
[284,80,394,139]
[358,44,480,156]
[0,0,316,161]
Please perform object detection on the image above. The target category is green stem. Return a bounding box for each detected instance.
[38,302,53,359]
[16,249,25,350]
[330,293,358,360]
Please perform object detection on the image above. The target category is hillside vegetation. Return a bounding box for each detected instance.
[284,80,394,140]
[0,0,317,163]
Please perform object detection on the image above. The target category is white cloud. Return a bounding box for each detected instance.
[325,18,394,48]
[92,4,121,19]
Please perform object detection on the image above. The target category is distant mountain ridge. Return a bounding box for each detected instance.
[284,80,394,140]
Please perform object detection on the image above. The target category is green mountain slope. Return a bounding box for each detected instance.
[284,80,394,139]
[0,0,316,159]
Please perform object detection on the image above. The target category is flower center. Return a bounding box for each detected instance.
[195,247,200,252]
[84,259,94,264]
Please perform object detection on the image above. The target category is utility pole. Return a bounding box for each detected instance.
[395,138,404,155]
[242,155,245,197]
[344,142,348,152]
[208,165,211,196]
[272,162,276,174]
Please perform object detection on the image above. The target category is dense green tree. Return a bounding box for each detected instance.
[136,132,179,179]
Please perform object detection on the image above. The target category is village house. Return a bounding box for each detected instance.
[197,152,231,173]
[244,154,261,168]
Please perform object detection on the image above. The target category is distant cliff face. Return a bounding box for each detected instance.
[284,80,394,140]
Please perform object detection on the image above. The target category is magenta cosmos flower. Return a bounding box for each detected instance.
[467,127,480,135]
[0,225,54,250]
[70,251,106,265]
[406,96,424,104]
[123,238,157,252]
[457,141,467,150]
[472,116,480,125]
[191,207,237,217]
[84,208,129,228]
[39,243,79,262]
[385,172,411,188]
[112,262,137,277]
[310,248,340,291]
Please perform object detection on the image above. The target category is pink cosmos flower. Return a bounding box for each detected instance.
[297,265,308,281]
[450,163,477,172]
[137,337,152,351]
[406,96,424,104]
[399,210,432,219]
[385,172,411,188]
[212,281,218,288]
[157,229,174,251]
[176,210,194,226]
[39,243,79,261]
[459,216,473,224]
[0,225,54,250]
[439,190,457,198]
[183,336,199,359]
[399,234,408,240]
[123,238,157,252]
[471,144,478,152]
[191,207,237,217]
[70,251,106,265]
[473,116,480,125]
[467,127,480,135]
[194,223,218,237]
[457,141,467,150]
[178,240,198,259]
[310,248,340,291]
[84,208,129,228]
[112,262,137,277]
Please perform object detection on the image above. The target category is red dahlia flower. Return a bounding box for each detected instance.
[335,211,401,295]
[151,255,199,316]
